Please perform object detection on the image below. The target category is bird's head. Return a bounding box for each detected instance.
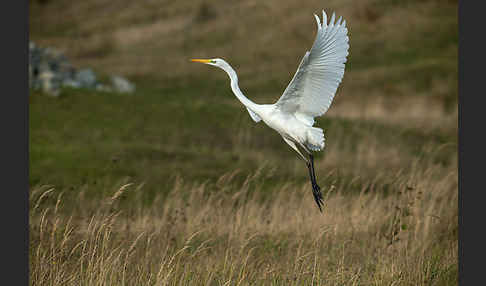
[190,58,228,69]
[190,58,237,80]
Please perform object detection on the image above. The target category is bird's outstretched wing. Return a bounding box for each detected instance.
[275,11,349,126]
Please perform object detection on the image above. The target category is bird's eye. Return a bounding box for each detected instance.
[211,60,216,64]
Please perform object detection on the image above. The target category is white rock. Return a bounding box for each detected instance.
[111,75,135,93]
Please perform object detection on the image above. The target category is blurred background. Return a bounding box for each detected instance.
[29,0,457,194]
[29,1,458,284]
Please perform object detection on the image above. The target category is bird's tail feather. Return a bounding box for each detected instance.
[306,127,325,151]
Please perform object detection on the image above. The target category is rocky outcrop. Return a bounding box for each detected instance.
[29,41,135,96]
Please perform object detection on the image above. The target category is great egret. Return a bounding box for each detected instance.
[191,10,349,212]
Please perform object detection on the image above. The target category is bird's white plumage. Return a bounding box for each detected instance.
[246,107,261,122]
[191,10,349,211]
[191,10,348,157]
[275,11,349,126]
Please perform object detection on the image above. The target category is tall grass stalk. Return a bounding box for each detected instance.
[30,153,457,285]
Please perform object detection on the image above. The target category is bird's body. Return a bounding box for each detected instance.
[191,10,349,212]
[252,105,323,155]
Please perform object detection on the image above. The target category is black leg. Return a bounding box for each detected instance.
[307,155,324,212]
[307,161,315,185]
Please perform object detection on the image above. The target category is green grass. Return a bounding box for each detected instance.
[29,83,455,200]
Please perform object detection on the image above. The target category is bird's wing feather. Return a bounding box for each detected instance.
[275,11,349,124]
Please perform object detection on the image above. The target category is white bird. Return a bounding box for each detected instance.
[191,10,349,212]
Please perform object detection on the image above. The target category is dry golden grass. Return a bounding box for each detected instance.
[30,146,457,285]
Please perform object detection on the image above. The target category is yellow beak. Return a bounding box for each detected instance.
[190,59,211,64]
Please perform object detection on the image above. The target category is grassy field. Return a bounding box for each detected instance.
[30,0,457,284]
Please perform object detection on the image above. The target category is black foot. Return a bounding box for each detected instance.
[312,182,324,212]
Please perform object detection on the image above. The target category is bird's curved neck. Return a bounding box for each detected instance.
[222,64,258,110]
